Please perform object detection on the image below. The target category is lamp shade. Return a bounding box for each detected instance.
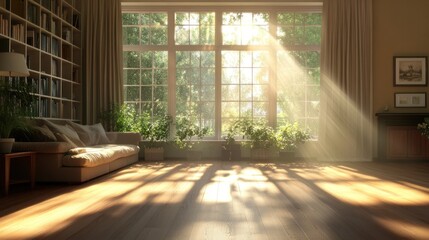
[0,52,30,77]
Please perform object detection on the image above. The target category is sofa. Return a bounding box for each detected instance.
[12,119,140,183]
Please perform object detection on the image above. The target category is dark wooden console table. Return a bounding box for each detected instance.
[376,113,429,161]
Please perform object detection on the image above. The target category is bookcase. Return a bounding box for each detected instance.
[0,0,81,121]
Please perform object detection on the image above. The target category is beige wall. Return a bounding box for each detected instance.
[373,0,429,114]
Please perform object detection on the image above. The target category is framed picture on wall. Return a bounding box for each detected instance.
[394,92,427,108]
[394,56,427,86]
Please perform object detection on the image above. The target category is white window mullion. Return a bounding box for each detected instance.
[167,10,176,119]
[214,10,222,139]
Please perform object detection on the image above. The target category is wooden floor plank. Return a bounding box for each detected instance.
[0,161,429,240]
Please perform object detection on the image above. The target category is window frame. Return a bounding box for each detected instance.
[122,4,322,140]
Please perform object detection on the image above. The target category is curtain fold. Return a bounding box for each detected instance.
[319,0,373,160]
[82,0,123,124]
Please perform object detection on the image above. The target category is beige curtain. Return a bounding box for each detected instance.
[318,0,373,160]
[81,0,123,124]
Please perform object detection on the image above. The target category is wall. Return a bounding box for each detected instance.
[373,0,429,158]
[373,0,429,113]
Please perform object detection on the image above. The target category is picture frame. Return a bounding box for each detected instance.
[394,92,426,108]
[394,56,427,86]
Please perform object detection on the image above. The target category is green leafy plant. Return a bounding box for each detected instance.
[275,121,310,152]
[235,118,276,150]
[174,116,209,150]
[99,104,141,132]
[417,117,429,138]
[222,120,241,148]
[140,114,172,148]
[0,79,35,138]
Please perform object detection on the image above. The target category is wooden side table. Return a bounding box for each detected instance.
[1,152,36,196]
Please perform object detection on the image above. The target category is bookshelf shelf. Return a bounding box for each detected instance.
[0,0,81,121]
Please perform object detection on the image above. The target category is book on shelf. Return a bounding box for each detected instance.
[73,14,80,29]
[27,77,38,93]
[51,79,59,97]
[41,13,50,30]
[40,98,49,117]
[51,100,59,118]
[27,4,39,25]
[40,77,49,95]
[41,0,51,10]
[62,29,71,42]
[52,0,60,16]
[27,30,34,45]
[62,7,70,23]
[52,38,59,56]
[11,23,25,42]
[51,19,56,34]
[0,0,6,9]
[0,14,9,36]
[11,0,25,18]
[51,59,59,76]
[41,33,50,52]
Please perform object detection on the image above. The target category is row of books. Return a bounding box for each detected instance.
[52,59,59,76]
[52,38,59,56]
[51,79,60,97]
[27,4,39,25]
[41,33,50,52]
[27,30,40,47]
[0,14,8,35]
[11,23,25,42]
[41,12,50,30]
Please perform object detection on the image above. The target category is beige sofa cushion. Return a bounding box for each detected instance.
[62,144,139,167]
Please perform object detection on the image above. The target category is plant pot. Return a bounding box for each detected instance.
[0,138,15,154]
[278,151,296,161]
[221,144,241,161]
[186,150,202,161]
[251,148,278,161]
[144,147,164,161]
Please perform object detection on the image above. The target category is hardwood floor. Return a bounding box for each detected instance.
[1,161,429,240]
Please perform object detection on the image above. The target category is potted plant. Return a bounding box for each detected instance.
[99,103,141,132]
[275,121,310,160]
[140,114,172,161]
[0,79,34,153]
[221,120,241,161]
[174,116,209,161]
[237,118,277,161]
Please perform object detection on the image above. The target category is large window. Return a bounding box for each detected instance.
[122,6,322,139]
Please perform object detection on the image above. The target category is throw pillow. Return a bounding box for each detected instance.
[10,125,57,142]
[55,133,85,148]
[43,120,85,147]
[32,125,57,141]
[68,121,110,146]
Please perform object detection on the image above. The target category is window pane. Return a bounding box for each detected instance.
[123,69,140,85]
[176,51,215,133]
[123,27,139,45]
[175,12,215,45]
[222,12,269,45]
[123,51,139,68]
[122,13,139,25]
